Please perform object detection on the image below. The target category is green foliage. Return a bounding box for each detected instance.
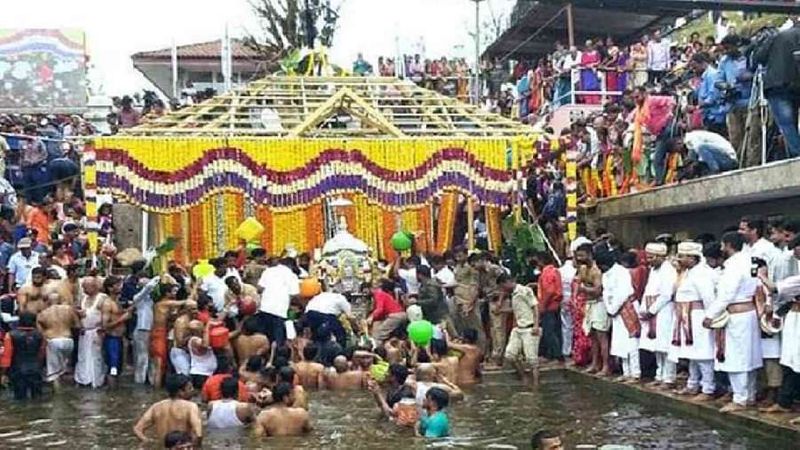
[501,215,546,277]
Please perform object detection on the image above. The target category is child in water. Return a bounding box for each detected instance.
[417,387,450,438]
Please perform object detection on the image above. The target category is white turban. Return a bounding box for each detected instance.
[645,242,668,256]
[677,241,703,257]
[569,236,592,254]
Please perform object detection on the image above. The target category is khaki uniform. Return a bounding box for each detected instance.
[453,264,486,350]
[479,264,509,361]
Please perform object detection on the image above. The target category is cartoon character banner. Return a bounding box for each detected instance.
[0,29,87,112]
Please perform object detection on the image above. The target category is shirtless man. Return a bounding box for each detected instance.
[100,276,130,382]
[152,283,189,388]
[430,339,460,383]
[279,366,308,409]
[17,267,49,315]
[231,316,269,367]
[133,374,203,446]
[293,345,325,389]
[322,355,365,390]
[254,382,312,437]
[44,264,81,306]
[446,328,483,385]
[36,302,81,385]
[171,301,198,377]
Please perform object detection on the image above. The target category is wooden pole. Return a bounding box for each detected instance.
[566,3,575,48]
[467,196,475,251]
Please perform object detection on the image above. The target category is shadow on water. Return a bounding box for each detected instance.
[0,371,794,449]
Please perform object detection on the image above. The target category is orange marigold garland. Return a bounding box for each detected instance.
[435,191,458,254]
[485,205,503,253]
[305,202,325,253]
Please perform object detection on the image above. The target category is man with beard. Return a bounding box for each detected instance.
[17,267,49,315]
[703,232,763,412]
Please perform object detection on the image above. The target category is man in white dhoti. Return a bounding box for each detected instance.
[74,277,109,388]
[670,242,717,402]
[36,303,81,385]
[703,232,763,413]
[639,242,678,388]
[596,246,639,383]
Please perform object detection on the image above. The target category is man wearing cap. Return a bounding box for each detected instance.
[7,238,40,291]
[703,232,763,412]
[596,245,639,382]
[639,242,678,389]
[669,242,717,401]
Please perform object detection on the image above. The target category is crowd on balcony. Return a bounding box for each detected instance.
[352,53,473,100]
[506,17,800,206]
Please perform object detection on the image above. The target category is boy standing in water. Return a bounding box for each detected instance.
[417,387,451,438]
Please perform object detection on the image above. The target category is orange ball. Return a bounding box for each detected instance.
[299,277,322,298]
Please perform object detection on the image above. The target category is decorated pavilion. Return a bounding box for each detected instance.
[87,76,559,262]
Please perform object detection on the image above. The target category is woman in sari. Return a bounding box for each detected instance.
[579,40,601,104]
[604,37,621,96]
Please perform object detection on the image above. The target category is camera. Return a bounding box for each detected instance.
[713,80,739,104]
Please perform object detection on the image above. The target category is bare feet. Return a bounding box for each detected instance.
[719,402,748,413]
[675,387,699,396]
[759,404,792,414]
[691,393,715,402]
[613,376,628,383]
[585,366,599,375]
[646,380,661,388]
[623,377,639,385]
[789,416,800,425]
[660,383,675,391]
[720,392,733,403]
[598,369,612,377]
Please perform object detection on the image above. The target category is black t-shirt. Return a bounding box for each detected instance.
[314,341,343,367]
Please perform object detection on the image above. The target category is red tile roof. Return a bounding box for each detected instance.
[132,39,262,60]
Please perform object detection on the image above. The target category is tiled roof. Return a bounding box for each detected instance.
[132,39,262,60]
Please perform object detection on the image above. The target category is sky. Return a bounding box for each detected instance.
[1,0,514,96]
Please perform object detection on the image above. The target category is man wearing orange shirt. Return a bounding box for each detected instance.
[531,252,564,363]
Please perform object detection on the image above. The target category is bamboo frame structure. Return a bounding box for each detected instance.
[123,76,532,138]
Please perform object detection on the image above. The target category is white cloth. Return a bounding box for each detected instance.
[133,329,151,384]
[225,268,242,282]
[687,360,716,394]
[640,262,677,353]
[780,311,800,372]
[7,251,39,288]
[669,263,717,362]
[434,267,456,288]
[257,264,300,318]
[398,268,419,295]
[208,400,245,429]
[654,352,676,383]
[46,337,74,382]
[684,130,737,160]
[602,264,637,358]
[729,370,758,406]
[188,336,218,376]
[559,261,576,357]
[744,238,782,281]
[170,347,191,376]
[707,252,763,372]
[646,39,671,71]
[74,294,107,388]
[620,351,641,379]
[133,277,158,331]
[200,275,228,312]
[305,292,351,316]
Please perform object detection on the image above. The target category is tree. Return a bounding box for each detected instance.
[245,0,343,61]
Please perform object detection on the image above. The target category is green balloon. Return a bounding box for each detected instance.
[390,231,413,251]
[407,320,434,346]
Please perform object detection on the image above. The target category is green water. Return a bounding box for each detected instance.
[0,371,793,449]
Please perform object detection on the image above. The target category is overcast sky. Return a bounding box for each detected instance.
[2,0,514,96]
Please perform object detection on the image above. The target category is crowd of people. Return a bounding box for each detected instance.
[353,53,473,100]
[502,17,800,200]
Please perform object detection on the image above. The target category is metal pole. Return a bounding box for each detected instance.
[566,2,575,48]
[474,0,483,105]
[171,38,178,99]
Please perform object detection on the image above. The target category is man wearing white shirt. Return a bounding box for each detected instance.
[305,291,353,345]
[132,276,159,384]
[670,242,718,402]
[646,30,671,84]
[257,258,300,345]
[740,216,782,280]
[596,246,639,382]
[703,232,763,413]
[639,242,678,388]
[199,258,228,313]
[7,238,39,290]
